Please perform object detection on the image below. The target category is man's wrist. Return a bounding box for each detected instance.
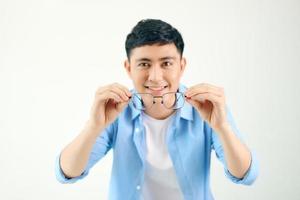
[214,122,232,136]
[85,120,105,136]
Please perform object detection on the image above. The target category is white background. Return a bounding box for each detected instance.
[1,0,299,199]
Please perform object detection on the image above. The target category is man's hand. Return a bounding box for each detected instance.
[185,83,229,133]
[59,83,131,178]
[88,83,132,129]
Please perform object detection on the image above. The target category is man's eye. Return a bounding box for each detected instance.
[162,62,172,67]
[138,63,150,67]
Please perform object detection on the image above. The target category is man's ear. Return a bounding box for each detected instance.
[179,57,186,77]
[124,59,132,78]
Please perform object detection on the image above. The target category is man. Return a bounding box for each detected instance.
[55,19,258,200]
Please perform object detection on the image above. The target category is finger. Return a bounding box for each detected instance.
[185,93,205,103]
[95,83,131,98]
[185,98,198,107]
[189,93,223,106]
[185,86,222,98]
[113,83,132,97]
[115,100,129,112]
[185,84,223,98]
[96,85,130,103]
[185,98,207,115]
[98,91,123,103]
[112,84,132,100]
[109,87,130,102]
[185,83,222,95]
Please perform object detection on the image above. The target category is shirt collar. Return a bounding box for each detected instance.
[129,83,193,121]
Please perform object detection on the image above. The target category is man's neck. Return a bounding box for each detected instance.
[144,108,176,120]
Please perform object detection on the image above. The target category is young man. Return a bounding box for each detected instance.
[55,19,258,200]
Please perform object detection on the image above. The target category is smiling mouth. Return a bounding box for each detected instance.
[144,85,168,90]
[144,85,168,94]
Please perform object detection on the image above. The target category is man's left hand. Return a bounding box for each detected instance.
[184,83,229,133]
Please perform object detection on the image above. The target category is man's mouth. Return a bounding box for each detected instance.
[144,85,168,94]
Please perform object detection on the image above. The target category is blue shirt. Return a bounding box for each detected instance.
[55,84,258,200]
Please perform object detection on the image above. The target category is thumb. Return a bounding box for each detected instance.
[186,98,199,109]
[186,98,205,114]
[116,101,129,113]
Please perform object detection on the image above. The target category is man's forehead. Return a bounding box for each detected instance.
[130,43,181,61]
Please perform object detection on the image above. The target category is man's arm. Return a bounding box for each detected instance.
[57,83,131,180]
[216,124,251,179]
[60,121,104,178]
[185,83,258,183]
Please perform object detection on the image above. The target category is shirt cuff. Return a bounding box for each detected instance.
[55,154,89,184]
[224,151,259,185]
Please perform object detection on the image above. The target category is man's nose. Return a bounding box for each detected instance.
[148,66,163,81]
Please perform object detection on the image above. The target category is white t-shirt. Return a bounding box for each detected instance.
[141,112,184,200]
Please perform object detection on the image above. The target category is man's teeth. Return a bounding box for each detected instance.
[146,86,167,90]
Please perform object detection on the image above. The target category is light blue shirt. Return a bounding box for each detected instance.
[55,84,258,200]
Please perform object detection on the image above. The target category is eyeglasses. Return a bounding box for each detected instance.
[130,92,185,110]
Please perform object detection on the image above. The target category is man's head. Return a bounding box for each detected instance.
[124,19,186,98]
[125,19,184,59]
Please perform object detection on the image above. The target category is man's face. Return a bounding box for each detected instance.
[124,43,186,96]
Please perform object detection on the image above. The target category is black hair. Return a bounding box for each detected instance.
[125,19,184,60]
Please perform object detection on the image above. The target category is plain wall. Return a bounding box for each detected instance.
[1,0,299,199]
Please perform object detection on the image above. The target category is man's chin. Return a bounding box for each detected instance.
[143,105,176,119]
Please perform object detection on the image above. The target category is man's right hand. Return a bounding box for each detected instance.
[88,83,132,130]
[59,83,131,178]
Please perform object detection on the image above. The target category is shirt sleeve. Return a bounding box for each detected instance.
[210,106,259,185]
[55,120,117,184]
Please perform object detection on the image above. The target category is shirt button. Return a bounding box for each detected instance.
[135,128,139,132]
[136,185,141,190]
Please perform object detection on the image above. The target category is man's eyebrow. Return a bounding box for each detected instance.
[135,56,176,62]
[135,58,152,62]
[159,56,176,61]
